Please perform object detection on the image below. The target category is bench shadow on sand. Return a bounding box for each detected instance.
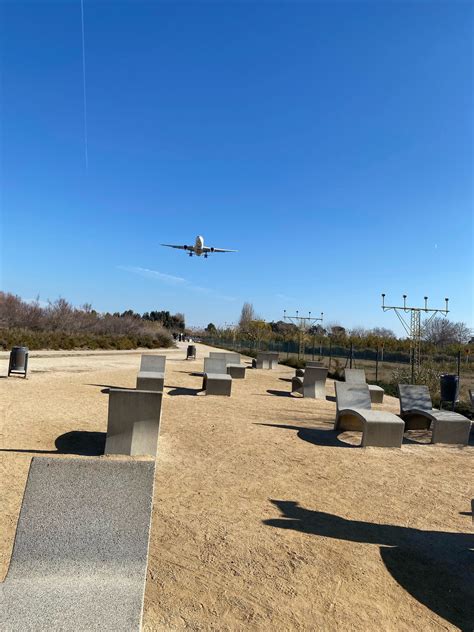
[86,384,132,393]
[257,423,356,448]
[166,385,201,396]
[266,389,336,402]
[264,499,474,630]
[0,431,106,456]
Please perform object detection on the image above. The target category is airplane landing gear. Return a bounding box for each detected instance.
[189,252,193,257]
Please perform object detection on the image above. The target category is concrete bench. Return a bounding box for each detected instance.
[105,389,162,457]
[202,357,232,395]
[136,354,166,392]
[398,384,471,445]
[209,352,246,378]
[292,367,328,399]
[335,382,404,448]
[210,351,241,364]
[227,363,246,379]
[203,373,232,396]
[1,457,155,632]
[345,368,384,404]
[252,351,279,369]
[295,361,324,377]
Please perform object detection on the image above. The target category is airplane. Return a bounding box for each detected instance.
[161,235,238,258]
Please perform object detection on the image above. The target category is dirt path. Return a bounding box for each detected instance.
[1,344,472,630]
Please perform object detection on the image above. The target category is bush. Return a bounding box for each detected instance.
[390,361,452,399]
[0,329,174,351]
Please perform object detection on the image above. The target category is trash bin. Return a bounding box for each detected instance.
[186,345,196,360]
[8,346,29,378]
[440,374,459,410]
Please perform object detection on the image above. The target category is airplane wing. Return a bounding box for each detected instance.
[203,247,238,253]
[161,244,191,250]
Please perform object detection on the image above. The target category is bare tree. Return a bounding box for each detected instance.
[238,302,257,330]
[422,317,472,346]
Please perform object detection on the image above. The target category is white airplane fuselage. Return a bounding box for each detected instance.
[193,235,205,256]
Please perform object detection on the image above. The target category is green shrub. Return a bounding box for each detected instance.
[0,328,174,351]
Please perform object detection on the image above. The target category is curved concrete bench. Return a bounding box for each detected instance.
[335,382,404,448]
[398,384,471,445]
[1,457,155,632]
[136,355,166,392]
[345,368,384,404]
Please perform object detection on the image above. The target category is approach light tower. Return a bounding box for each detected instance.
[381,294,449,378]
[283,310,324,358]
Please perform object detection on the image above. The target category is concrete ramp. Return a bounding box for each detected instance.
[1,457,155,631]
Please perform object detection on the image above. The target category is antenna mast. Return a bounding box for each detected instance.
[381,294,449,380]
[283,310,324,359]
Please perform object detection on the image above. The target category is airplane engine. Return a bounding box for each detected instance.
[210,247,215,252]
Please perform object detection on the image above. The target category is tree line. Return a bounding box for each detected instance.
[0,292,185,350]
[200,301,472,352]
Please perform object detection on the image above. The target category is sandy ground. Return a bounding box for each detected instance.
[0,344,473,631]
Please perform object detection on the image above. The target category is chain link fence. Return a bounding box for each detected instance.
[200,336,473,404]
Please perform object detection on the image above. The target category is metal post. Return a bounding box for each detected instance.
[349,342,353,369]
[312,335,315,361]
[411,347,415,384]
[328,339,332,371]
[375,346,379,382]
[457,350,461,377]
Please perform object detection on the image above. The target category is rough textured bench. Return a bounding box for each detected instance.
[1,457,155,632]
[292,367,328,399]
[136,354,166,392]
[398,384,471,445]
[345,368,385,404]
[335,382,404,448]
[105,389,162,457]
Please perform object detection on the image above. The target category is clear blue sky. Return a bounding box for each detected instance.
[1,1,473,333]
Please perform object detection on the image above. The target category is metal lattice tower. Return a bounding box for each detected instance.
[381,294,449,377]
[283,310,324,358]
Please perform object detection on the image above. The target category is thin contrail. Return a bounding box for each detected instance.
[80,0,88,168]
